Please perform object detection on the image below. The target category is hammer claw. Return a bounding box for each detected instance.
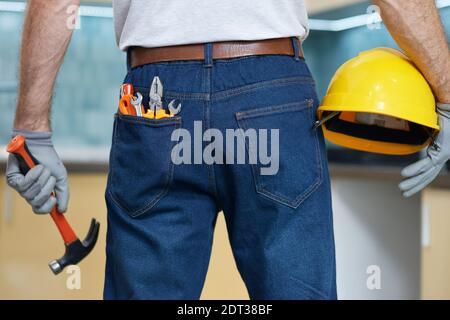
[82,218,100,248]
[49,218,100,275]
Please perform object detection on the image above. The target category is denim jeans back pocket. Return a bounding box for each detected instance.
[235,99,323,209]
[108,114,182,218]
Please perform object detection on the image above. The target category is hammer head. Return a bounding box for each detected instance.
[48,218,100,275]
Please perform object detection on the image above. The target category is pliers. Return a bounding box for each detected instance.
[144,76,182,119]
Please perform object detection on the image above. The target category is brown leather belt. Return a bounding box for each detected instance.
[130,37,303,68]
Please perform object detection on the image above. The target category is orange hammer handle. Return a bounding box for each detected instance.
[6,135,78,245]
[48,207,77,245]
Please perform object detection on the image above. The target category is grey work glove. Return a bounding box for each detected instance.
[399,103,450,197]
[6,130,69,214]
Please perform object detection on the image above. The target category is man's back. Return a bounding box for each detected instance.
[113,0,309,50]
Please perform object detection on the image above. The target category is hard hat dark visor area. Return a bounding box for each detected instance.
[322,111,433,146]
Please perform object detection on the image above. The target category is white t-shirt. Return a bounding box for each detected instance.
[113,0,309,51]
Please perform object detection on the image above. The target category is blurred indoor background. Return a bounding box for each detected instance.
[0,0,450,299]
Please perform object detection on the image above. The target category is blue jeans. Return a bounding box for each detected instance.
[104,40,336,300]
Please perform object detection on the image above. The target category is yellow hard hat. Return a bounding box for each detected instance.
[317,47,439,155]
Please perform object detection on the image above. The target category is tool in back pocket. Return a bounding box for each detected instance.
[131,92,145,117]
[143,76,182,119]
[118,84,138,116]
[118,77,182,119]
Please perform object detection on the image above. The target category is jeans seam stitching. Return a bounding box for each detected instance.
[109,118,128,210]
[117,113,182,126]
[290,275,329,299]
[167,92,211,101]
[262,100,323,207]
[235,99,323,209]
[205,102,221,201]
[270,100,323,207]
[109,118,181,217]
[236,101,309,120]
[135,78,313,102]
[134,86,209,101]
[203,64,220,201]
[213,77,314,101]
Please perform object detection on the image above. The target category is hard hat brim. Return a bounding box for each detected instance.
[322,126,431,155]
[320,94,440,130]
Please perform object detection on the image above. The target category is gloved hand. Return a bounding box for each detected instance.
[6,130,69,214]
[399,103,450,197]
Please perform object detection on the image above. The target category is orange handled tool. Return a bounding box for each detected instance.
[120,83,134,97]
[119,94,137,116]
[7,135,100,274]
[119,84,138,116]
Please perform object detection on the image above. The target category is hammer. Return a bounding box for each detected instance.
[7,135,100,275]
